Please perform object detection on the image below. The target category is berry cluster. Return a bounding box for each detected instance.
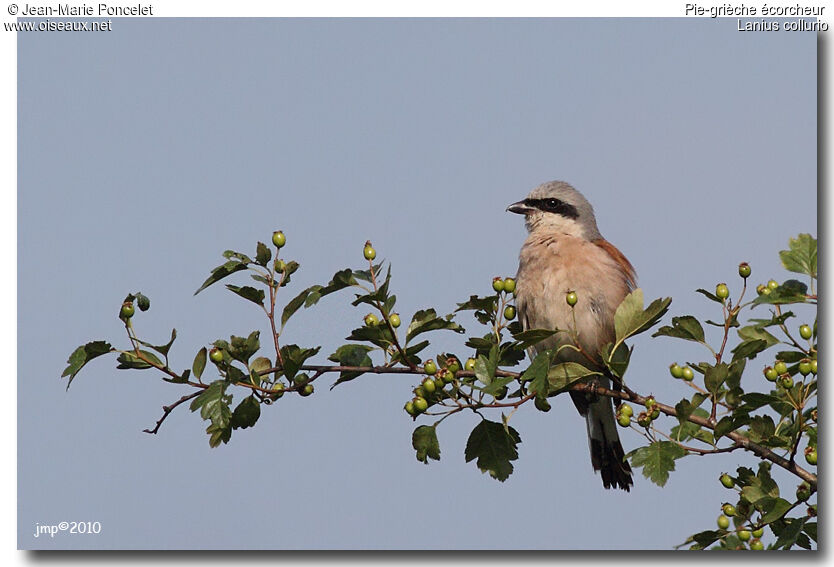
[404,356,462,417]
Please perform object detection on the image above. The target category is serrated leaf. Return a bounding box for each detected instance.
[779,233,816,278]
[190,381,233,447]
[474,354,494,386]
[116,350,163,370]
[255,241,271,267]
[680,530,724,550]
[758,497,793,524]
[464,419,521,482]
[455,294,498,313]
[230,395,260,429]
[405,308,463,343]
[61,341,113,388]
[614,289,672,344]
[280,344,321,380]
[752,279,810,305]
[195,260,249,295]
[228,331,261,364]
[327,344,373,387]
[704,363,728,393]
[626,441,686,487]
[510,328,559,350]
[412,425,441,464]
[192,347,207,380]
[225,284,265,307]
[731,339,768,362]
[652,315,705,343]
[547,362,600,392]
[136,328,178,358]
[523,351,551,395]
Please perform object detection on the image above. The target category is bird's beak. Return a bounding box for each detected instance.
[506,200,533,215]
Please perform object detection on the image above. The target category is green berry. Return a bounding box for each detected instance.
[421,377,436,394]
[424,359,437,375]
[413,396,429,412]
[503,277,516,293]
[209,347,223,363]
[767,279,779,290]
[669,363,684,379]
[363,243,376,260]
[364,313,379,327]
[738,530,751,541]
[389,313,401,328]
[810,359,817,374]
[773,361,788,375]
[757,284,771,296]
[717,515,730,530]
[271,382,285,399]
[620,403,634,418]
[534,396,551,412]
[274,259,286,273]
[763,366,778,382]
[446,358,461,375]
[636,412,652,428]
[752,528,764,538]
[738,262,751,278]
[681,366,694,381]
[413,386,425,398]
[779,375,794,389]
[120,302,135,319]
[617,414,631,428]
[504,305,516,320]
[715,283,730,300]
[492,277,505,293]
[644,396,656,410]
[799,359,812,376]
[464,357,476,371]
[799,324,812,340]
[272,231,286,248]
[805,448,817,466]
[299,383,314,397]
[404,401,416,416]
[720,473,734,489]
[650,407,660,420]
[750,538,764,550]
[796,482,811,502]
[566,291,578,307]
[722,504,736,517]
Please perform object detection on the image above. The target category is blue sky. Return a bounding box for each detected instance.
[18,18,816,549]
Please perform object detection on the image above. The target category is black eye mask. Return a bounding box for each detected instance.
[524,198,579,220]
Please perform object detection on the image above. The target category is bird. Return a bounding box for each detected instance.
[507,180,635,491]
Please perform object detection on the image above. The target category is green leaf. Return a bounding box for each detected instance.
[680,530,724,550]
[230,395,261,429]
[412,425,441,464]
[225,285,265,307]
[405,308,463,343]
[613,289,672,344]
[279,344,320,380]
[190,380,233,447]
[134,292,151,311]
[327,344,373,387]
[652,315,705,344]
[626,441,686,487]
[758,497,793,524]
[116,350,163,370]
[772,517,808,550]
[731,339,768,362]
[255,241,271,267]
[523,351,552,396]
[601,341,631,379]
[192,347,207,380]
[195,260,249,295]
[135,328,178,358]
[779,233,816,278]
[474,354,495,386]
[737,325,779,348]
[704,363,728,393]
[464,419,521,482]
[61,341,113,388]
[249,356,272,375]
[281,286,316,328]
[455,294,498,313]
[695,288,723,303]
[547,362,600,393]
[510,328,559,350]
[228,331,261,364]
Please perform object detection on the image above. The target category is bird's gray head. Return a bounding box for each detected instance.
[506,180,602,240]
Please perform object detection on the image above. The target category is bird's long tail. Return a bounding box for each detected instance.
[583,395,633,491]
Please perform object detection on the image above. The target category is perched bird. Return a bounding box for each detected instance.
[508,180,635,491]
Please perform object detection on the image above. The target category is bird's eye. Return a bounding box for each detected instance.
[547,199,559,209]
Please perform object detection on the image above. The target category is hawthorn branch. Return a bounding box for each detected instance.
[143,390,203,434]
